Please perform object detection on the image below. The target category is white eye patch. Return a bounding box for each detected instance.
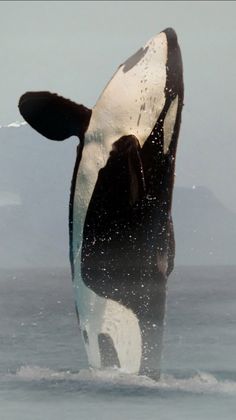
[163,95,179,154]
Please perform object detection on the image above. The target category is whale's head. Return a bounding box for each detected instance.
[18,28,183,157]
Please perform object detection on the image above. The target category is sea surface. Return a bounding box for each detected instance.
[0,266,235,420]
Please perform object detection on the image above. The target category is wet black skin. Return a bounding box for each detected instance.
[18,28,184,380]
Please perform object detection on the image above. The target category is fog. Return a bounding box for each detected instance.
[0,1,235,268]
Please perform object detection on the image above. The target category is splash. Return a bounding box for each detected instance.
[5,366,236,396]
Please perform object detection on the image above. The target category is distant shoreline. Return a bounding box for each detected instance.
[0,264,236,279]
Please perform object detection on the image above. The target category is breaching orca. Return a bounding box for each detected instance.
[19,27,184,380]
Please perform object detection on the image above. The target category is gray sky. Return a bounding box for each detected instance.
[1,1,236,212]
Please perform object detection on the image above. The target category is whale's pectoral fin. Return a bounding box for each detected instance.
[18,91,92,141]
[111,135,146,206]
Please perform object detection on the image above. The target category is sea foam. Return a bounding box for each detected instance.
[4,365,236,396]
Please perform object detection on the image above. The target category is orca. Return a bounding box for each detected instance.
[19,27,184,380]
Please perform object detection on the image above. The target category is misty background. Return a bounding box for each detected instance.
[0,1,235,269]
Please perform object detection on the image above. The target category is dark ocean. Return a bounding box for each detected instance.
[0,266,235,419]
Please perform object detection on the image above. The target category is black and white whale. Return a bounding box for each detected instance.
[19,27,184,380]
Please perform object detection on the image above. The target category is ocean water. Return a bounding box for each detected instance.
[0,266,235,419]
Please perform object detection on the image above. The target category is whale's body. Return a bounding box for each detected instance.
[19,28,184,380]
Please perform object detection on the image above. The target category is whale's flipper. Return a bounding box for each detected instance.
[18,91,91,141]
[111,135,146,206]
[81,135,146,294]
